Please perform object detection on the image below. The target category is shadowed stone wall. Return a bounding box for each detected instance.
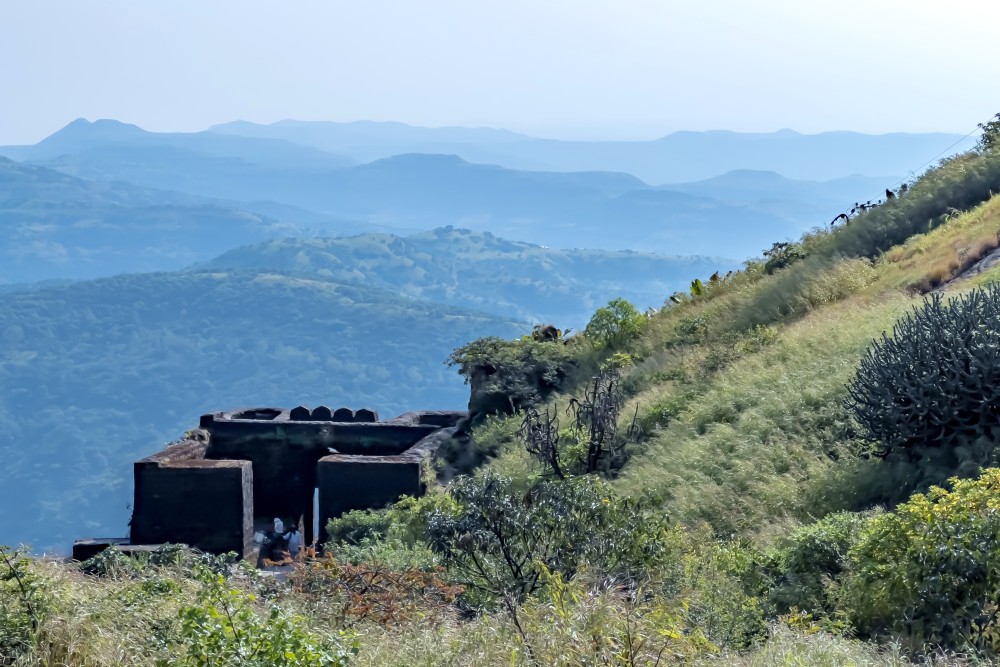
[130,438,254,558]
[115,408,467,559]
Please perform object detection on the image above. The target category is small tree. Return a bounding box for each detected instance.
[427,472,669,606]
[584,298,645,349]
[978,112,1000,152]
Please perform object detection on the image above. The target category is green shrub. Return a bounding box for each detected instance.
[763,241,807,274]
[427,471,671,606]
[325,493,459,569]
[846,285,1000,468]
[80,543,238,579]
[844,469,1000,654]
[448,335,579,422]
[766,512,868,617]
[978,113,1000,152]
[165,565,356,667]
[0,546,49,664]
[584,298,646,349]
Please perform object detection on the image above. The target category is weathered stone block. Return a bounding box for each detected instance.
[317,452,427,543]
[131,455,253,558]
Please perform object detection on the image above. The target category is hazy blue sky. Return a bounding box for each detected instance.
[2,1,998,144]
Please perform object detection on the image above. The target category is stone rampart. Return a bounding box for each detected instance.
[90,407,468,562]
[129,438,254,558]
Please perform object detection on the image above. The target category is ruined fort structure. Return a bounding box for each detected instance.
[73,406,466,562]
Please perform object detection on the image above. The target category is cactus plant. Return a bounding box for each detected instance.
[846,284,1000,461]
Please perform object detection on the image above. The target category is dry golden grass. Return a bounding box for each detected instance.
[877,196,1000,292]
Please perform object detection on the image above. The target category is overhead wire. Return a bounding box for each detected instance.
[832,121,987,222]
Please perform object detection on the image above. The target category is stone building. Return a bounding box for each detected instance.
[73,406,465,561]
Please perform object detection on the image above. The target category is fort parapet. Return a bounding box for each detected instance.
[74,406,466,562]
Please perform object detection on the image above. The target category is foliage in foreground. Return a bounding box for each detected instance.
[845,469,1000,654]
[168,565,356,667]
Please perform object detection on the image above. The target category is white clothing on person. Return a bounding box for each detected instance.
[284,529,302,558]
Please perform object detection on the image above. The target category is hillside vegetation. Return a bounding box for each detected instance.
[202,227,733,326]
[5,127,1000,666]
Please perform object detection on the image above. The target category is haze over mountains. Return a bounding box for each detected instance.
[208,118,965,183]
[1,118,962,262]
[0,116,971,552]
[0,270,527,552]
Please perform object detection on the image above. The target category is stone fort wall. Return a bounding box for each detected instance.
[74,406,466,561]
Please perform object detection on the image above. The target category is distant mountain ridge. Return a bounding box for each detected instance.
[0,118,355,169]
[207,118,968,183]
[0,118,943,260]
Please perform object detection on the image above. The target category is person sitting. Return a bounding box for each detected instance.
[283,523,303,559]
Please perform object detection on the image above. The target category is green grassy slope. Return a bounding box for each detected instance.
[604,179,1000,541]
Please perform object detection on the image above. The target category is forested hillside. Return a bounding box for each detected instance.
[202,227,734,326]
[0,270,526,551]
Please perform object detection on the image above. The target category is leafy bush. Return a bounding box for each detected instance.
[844,469,1000,654]
[766,512,868,617]
[763,241,808,274]
[165,565,356,667]
[80,543,238,579]
[427,472,671,607]
[584,298,646,348]
[448,335,579,422]
[327,493,459,549]
[978,113,1000,152]
[846,285,1000,467]
[0,546,49,664]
